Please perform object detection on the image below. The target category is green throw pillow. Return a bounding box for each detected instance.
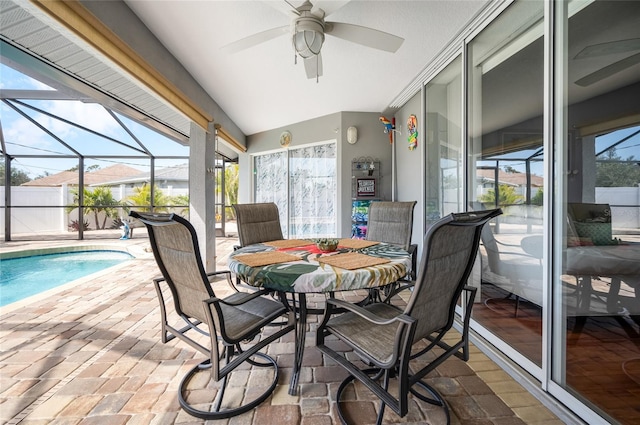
[573,222,617,246]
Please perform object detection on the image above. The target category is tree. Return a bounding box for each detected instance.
[531,187,544,206]
[67,186,125,230]
[596,148,640,187]
[126,184,171,212]
[0,162,32,186]
[223,164,239,219]
[66,164,100,172]
[170,194,190,216]
[479,184,523,206]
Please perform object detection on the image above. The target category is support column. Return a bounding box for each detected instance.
[189,121,217,272]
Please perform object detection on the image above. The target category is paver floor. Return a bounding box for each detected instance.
[0,232,563,424]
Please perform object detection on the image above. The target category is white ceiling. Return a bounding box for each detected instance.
[124,0,488,136]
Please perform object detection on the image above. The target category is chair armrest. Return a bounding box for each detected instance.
[494,239,521,248]
[206,270,232,278]
[327,299,414,326]
[211,288,274,307]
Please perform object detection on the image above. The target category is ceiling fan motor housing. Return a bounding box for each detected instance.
[293,17,325,58]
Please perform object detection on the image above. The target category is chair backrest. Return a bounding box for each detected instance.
[404,209,502,342]
[233,202,284,247]
[366,201,417,250]
[567,203,615,246]
[130,211,213,323]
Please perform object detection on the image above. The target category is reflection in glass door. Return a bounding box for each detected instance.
[467,0,544,369]
[425,56,463,225]
[553,2,640,422]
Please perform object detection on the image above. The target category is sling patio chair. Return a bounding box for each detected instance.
[232,202,285,288]
[365,200,418,302]
[316,208,502,425]
[129,211,294,420]
[233,202,284,247]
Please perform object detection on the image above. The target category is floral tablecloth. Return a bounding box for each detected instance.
[228,241,412,293]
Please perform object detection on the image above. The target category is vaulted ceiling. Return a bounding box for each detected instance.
[124,0,488,135]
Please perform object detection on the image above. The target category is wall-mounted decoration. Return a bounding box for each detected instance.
[280,130,292,147]
[356,178,376,197]
[407,115,418,150]
[379,116,394,144]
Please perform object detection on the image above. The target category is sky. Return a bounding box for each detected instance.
[1,63,188,179]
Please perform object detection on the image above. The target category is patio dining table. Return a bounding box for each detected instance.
[227,238,412,395]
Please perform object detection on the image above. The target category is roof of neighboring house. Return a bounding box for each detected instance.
[21,164,143,187]
[99,164,189,186]
[477,169,544,187]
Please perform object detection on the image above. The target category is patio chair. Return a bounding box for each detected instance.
[480,224,543,316]
[366,201,418,280]
[232,202,285,288]
[365,201,418,303]
[316,208,502,425]
[233,202,284,247]
[129,211,294,420]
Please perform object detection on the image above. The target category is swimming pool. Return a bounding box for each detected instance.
[0,250,134,307]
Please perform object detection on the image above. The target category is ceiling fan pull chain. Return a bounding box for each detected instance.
[316,55,319,83]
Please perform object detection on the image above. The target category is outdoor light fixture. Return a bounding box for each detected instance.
[347,126,358,144]
[293,18,324,58]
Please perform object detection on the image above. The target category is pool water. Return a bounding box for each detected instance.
[0,251,133,307]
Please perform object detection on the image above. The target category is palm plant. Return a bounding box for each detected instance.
[67,186,125,230]
[126,184,171,212]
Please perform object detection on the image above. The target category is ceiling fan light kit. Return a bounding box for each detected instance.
[293,18,325,58]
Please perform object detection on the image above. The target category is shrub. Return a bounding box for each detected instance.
[69,219,90,231]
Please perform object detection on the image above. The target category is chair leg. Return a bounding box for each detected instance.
[335,369,387,425]
[410,380,450,424]
[178,350,279,420]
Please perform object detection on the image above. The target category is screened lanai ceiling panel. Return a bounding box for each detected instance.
[0,0,192,139]
[16,103,145,157]
[114,113,189,157]
[1,104,77,157]
[596,125,640,160]
[16,98,147,153]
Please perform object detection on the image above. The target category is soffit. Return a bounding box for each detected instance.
[0,0,191,142]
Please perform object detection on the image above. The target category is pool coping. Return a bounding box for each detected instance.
[0,243,154,313]
[0,242,150,260]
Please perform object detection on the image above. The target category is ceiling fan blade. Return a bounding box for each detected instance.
[574,38,640,59]
[575,52,640,86]
[304,53,323,80]
[325,22,404,53]
[265,0,300,16]
[313,1,350,17]
[221,26,289,54]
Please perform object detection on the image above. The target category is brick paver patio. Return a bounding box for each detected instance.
[0,232,563,424]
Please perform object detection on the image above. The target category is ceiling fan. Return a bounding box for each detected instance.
[222,0,404,81]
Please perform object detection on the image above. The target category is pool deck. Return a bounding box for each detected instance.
[0,229,565,425]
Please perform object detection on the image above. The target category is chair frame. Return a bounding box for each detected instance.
[317,209,502,425]
[130,211,295,420]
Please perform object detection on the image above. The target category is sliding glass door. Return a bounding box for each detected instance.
[467,0,545,369]
[253,141,337,238]
[552,1,640,423]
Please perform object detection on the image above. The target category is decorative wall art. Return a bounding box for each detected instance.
[356,178,376,197]
[407,114,418,150]
[379,116,394,144]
